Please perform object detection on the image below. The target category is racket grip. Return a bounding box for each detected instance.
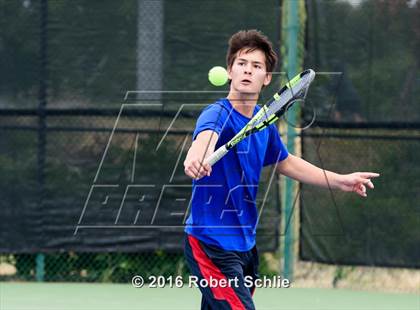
[205,145,229,166]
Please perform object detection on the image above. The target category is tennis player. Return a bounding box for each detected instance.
[183,29,379,310]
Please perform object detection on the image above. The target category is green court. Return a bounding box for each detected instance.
[1,283,419,310]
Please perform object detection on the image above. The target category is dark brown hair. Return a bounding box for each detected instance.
[226,29,278,73]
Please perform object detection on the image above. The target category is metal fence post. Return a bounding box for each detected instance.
[36,0,48,282]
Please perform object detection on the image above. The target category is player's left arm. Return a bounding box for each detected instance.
[276,154,380,197]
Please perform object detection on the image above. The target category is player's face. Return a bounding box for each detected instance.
[228,48,272,95]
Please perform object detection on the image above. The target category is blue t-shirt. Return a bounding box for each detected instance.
[184,98,288,251]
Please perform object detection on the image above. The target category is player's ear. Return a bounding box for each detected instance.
[227,65,232,80]
[263,72,272,86]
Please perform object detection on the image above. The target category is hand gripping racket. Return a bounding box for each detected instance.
[205,69,316,166]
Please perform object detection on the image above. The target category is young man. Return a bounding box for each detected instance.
[183,30,379,310]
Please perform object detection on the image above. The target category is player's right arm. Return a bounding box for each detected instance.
[184,130,218,179]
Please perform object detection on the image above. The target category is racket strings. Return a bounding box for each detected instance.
[253,76,305,129]
[230,70,315,146]
[278,71,316,129]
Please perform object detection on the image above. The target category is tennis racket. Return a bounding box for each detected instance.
[205,69,316,166]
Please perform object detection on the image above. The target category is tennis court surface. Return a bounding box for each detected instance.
[1,282,419,310]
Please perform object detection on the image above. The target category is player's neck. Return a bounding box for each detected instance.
[227,91,258,118]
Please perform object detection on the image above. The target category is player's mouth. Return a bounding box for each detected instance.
[240,79,252,85]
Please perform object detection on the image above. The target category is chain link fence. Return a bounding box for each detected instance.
[0,106,282,283]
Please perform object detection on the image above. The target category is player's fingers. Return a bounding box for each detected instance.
[192,161,206,175]
[359,172,380,179]
[355,185,367,197]
[198,166,210,178]
[185,165,200,179]
[357,177,375,189]
[353,182,365,192]
[356,177,367,184]
[197,166,208,177]
[194,161,213,179]
[199,162,213,176]
[197,161,210,171]
[184,166,191,177]
[186,161,210,179]
[366,179,374,189]
[185,170,195,179]
[204,164,212,176]
[356,190,367,198]
[186,169,198,179]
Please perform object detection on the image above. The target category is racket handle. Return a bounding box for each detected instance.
[205,145,229,166]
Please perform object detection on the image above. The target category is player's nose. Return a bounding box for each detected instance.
[244,63,253,74]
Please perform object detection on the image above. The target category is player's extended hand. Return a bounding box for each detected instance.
[337,172,380,197]
[184,156,212,180]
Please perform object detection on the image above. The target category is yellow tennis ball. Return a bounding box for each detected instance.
[208,66,228,86]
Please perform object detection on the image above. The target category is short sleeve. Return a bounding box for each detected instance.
[192,102,228,140]
[263,125,289,166]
